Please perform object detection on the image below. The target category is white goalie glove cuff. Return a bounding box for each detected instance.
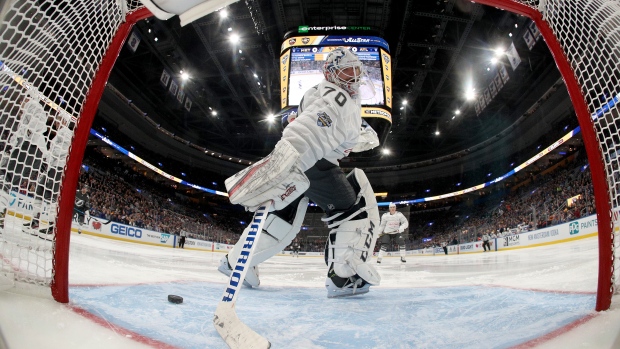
[351,120,379,153]
[225,139,310,212]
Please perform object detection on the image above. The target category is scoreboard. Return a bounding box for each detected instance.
[279,28,393,153]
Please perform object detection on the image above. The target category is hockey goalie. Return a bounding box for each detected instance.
[220,47,382,297]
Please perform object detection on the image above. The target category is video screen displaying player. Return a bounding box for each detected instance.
[288,46,385,106]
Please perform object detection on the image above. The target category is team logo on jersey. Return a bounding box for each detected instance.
[301,37,310,44]
[289,38,296,45]
[316,111,332,127]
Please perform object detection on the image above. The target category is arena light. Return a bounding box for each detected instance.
[382,148,391,155]
[219,9,228,18]
[266,113,275,123]
[465,88,476,101]
[455,109,461,115]
[181,72,189,80]
[229,33,239,44]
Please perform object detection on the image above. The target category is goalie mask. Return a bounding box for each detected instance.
[323,47,368,98]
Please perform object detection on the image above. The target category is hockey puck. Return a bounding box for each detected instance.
[168,295,183,304]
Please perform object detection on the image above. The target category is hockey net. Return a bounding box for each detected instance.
[475,0,620,311]
[0,0,148,302]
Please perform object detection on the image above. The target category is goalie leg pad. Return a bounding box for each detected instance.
[219,197,309,287]
[225,139,309,212]
[325,169,381,285]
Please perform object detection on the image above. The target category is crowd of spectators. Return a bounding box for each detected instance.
[76,144,596,254]
[404,156,595,251]
[80,148,251,243]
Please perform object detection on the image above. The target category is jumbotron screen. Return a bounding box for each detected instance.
[287,46,384,106]
[280,32,393,130]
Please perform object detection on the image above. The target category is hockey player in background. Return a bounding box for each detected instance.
[376,203,409,263]
[74,185,90,233]
[291,240,300,258]
[0,93,51,231]
[219,47,382,297]
[26,109,74,238]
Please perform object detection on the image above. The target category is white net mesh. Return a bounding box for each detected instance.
[498,0,620,306]
[0,0,143,290]
[537,0,620,300]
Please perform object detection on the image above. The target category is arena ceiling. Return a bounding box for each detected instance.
[94,0,580,191]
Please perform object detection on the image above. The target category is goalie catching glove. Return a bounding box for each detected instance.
[225,139,310,212]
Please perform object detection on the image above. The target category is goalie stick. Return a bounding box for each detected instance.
[74,209,112,225]
[213,201,272,349]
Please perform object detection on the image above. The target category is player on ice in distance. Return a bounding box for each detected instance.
[219,46,382,297]
[376,202,409,263]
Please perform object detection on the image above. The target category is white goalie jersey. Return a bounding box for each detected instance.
[378,211,408,235]
[282,80,366,172]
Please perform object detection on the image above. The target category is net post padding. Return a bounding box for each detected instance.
[51,7,153,303]
[472,0,614,311]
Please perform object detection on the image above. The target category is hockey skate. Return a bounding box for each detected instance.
[37,226,54,241]
[22,219,40,236]
[325,267,371,298]
[401,257,406,263]
[217,254,260,288]
[376,258,382,264]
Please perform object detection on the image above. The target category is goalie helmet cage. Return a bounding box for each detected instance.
[0,0,617,311]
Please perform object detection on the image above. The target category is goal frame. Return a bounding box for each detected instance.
[50,7,152,303]
[4,0,614,313]
[472,0,614,311]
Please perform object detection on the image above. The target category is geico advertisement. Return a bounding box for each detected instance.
[98,222,174,246]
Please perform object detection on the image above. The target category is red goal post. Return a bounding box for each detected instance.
[473,0,619,311]
[0,1,150,303]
